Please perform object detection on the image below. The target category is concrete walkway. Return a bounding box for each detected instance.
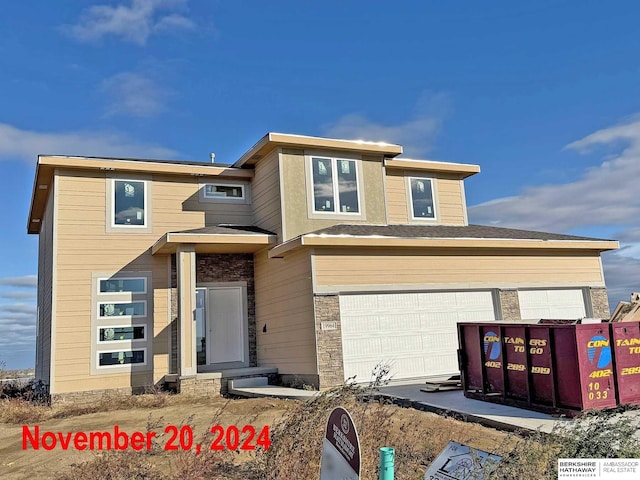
[377,381,567,433]
[228,377,567,432]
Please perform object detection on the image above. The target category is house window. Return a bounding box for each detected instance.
[98,349,145,367]
[92,271,151,373]
[113,179,146,226]
[409,177,436,219]
[99,277,146,294]
[98,301,146,318]
[99,326,146,342]
[203,183,245,199]
[311,157,360,214]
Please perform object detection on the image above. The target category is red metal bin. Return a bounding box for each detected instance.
[610,322,640,405]
[458,322,618,415]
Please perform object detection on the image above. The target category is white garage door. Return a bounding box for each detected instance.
[339,291,497,382]
[518,289,586,320]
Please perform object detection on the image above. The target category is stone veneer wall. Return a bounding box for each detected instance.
[169,253,257,370]
[170,255,178,374]
[314,295,344,388]
[177,376,222,396]
[196,254,257,367]
[51,386,146,405]
[589,287,611,319]
[498,289,522,321]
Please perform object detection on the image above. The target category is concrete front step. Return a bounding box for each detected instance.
[228,377,321,399]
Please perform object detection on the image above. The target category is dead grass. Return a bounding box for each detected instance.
[3,385,509,480]
[0,391,198,424]
[15,385,638,479]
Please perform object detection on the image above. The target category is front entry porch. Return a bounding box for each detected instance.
[152,225,276,387]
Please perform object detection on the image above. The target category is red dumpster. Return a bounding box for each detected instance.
[610,322,640,405]
[458,322,618,415]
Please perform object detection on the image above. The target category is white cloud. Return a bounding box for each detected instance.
[101,72,171,117]
[0,300,36,349]
[323,92,451,157]
[0,275,37,288]
[64,0,194,45]
[0,291,37,301]
[0,304,37,316]
[468,118,640,307]
[602,253,640,308]
[469,119,640,233]
[0,123,177,162]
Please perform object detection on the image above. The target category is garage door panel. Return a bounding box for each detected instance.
[341,315,377,334]
[518,289,586,320]
[386,335,422,353]
[343,337,382,357]
[422,311,459,323]
[341,295,378,311]
[340,291,497,381]
[378,293,419,309]
[457,309,495,322]
[379,314,420,330]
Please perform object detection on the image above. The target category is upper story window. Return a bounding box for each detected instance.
[409,177,436,220]
[113,179,146,227]
[199,181,251,204]
[311,157,360,214]
[204,183,245,200]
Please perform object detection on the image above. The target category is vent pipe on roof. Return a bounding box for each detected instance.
[210,153,216,163]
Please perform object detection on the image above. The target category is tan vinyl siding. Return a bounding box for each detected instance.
[313,248,605,290]
[385,169,467,225]
[36,187,54,385]
[251,149,282,240]
[385,171,409,224]
[51,169,247,394]
[281,151,387,240]
[254,247,316,375]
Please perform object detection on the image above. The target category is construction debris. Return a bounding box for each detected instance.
[610,292,640,322]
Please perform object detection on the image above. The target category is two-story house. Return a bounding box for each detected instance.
[28,133,619,402]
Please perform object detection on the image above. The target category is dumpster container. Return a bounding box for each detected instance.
[458,322,618,415]
[610,321,640,405]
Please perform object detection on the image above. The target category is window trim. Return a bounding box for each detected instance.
[96,348,147,369]
[97,300,147,319]
[407,176,438,222]
[110,178,148,229]
[309,156,362,216]
[203,182,246,200]
[97,324,147,344]
[97,276,147,295]
[199,180,251,205]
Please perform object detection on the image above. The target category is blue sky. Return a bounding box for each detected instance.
[1,0,640,369]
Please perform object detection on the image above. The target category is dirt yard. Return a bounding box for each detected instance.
[0,394,509,479]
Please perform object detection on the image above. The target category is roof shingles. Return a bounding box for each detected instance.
[306,224,613,242]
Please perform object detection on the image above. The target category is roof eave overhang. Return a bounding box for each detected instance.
[27,155,253,234]
[233,132,404,168]
[384,158,481,178]
[268,235,620,258]
[152,232,278,255]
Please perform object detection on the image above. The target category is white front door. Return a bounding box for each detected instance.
[205,284,248,368]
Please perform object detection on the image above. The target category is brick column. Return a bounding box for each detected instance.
[314,295,344,388]
[498,289,521,321]
[589,287,611,319]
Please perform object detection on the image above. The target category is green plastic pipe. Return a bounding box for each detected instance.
[379,447,395,480]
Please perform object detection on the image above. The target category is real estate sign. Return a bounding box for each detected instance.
[320,406,360,480]
[424,441,502,480]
